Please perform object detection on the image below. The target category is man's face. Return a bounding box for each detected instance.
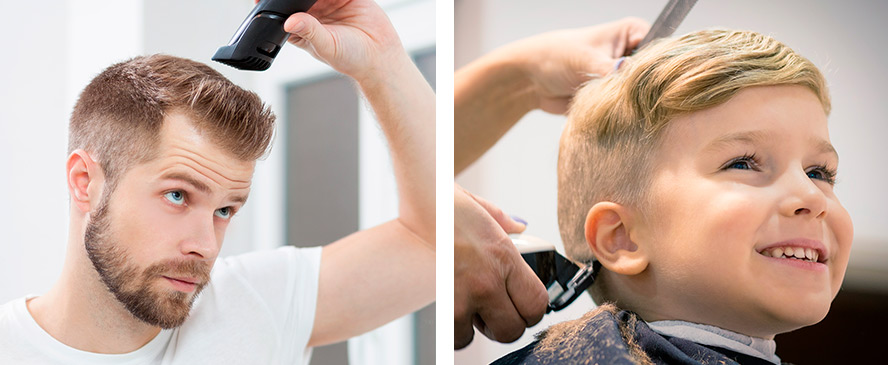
[633,85,853,338]
[85,112,255,328]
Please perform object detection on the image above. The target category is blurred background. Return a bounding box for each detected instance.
[0,1,434,364]
[456,0,887,363]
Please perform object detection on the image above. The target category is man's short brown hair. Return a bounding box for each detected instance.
[557,29,830,265]
[69,54,275,193]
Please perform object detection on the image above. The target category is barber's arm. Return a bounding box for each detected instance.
[454,17,649,174]
[280,0,435,347]
[453,18,649,349]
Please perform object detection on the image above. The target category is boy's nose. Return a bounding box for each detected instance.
[777,168,828,220]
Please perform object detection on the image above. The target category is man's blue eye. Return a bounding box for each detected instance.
[164,191,185,205]
[215,207,231,219]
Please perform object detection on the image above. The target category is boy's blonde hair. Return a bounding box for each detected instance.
[557,29,831,265]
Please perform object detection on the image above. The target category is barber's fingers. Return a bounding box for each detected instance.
[454,295,476,349]
[471,265,531,343]
[284,12,334,56]
[504,248,549,329]
[455,238,526,345]
[540,96,571,115]
[465,190,526,235]
[613,17,651,57]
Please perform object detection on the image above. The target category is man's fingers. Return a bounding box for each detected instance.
[284,12,333,54]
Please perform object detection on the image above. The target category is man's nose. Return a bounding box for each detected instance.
[179,212,221,260]
[777,168,828,220]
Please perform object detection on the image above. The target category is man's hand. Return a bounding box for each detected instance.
[454,17,650,173]
[454,184,548,349]
[280,0,406,84]
[275,0,436,347]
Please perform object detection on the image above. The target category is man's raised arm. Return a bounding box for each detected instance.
[279,0,434,346]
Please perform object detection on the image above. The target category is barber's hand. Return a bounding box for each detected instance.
[454,184,548,349]
[498,17,649,114]
[277,0,406,84]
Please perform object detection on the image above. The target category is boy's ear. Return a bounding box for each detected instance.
[584,202,648,276]
[66,150,104,214]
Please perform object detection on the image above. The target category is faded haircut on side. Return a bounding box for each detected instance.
[557,29,830,279]
[68,54,275,196]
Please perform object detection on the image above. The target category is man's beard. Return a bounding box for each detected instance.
[84,196,212,329]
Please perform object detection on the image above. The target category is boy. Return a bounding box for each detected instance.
[494,29,852,364]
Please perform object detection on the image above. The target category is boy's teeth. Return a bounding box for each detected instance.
[760,246,820,263]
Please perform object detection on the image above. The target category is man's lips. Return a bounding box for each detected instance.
[162,276,201,292]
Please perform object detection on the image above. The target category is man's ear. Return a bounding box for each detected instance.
[583,202,648,276]
[66,150,104,214]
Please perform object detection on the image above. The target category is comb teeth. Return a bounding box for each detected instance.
[214,56,271,71]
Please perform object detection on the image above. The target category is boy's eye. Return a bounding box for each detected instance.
[806,165,837,185]
[164,191,186,205]
[728,160,753,170]
[723,154,760,171]
[215,207,232,219]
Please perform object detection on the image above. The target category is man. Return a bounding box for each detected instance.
[0,0,434,363]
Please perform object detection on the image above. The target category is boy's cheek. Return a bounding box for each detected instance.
[825,199,853,286]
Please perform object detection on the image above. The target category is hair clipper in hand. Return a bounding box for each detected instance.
[213,0,318,71]
[513,235,600,312]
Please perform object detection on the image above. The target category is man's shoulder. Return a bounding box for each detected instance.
[0,297,16,326]
[191,246,322,318]
[0,296,51,363]
[210,246,322,279]
[0,296,28,326]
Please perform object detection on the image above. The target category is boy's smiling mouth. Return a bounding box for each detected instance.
[756,238,828,265]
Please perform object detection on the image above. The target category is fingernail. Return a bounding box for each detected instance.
[614,56,628,72]
[511,215,528,226]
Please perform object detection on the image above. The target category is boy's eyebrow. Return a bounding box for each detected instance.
[704,130,839,161]
[812,137,839,162]
[704,130,770,152]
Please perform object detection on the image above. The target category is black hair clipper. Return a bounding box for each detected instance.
[513,235,600,312]
[213,0,318,71]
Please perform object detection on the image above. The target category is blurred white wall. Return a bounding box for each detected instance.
[455,0,888,363]
[0,1,433,364]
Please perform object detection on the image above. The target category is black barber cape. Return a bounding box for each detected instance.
[491,305,786,365]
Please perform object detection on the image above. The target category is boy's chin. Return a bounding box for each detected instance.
[761,298,831,336]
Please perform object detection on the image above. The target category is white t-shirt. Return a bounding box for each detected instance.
[0,246,322,365]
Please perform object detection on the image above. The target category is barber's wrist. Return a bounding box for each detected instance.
[483,47,541,114]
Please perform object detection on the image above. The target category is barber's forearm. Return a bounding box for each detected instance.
[356,53,436,246]
[455,51,538,175]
